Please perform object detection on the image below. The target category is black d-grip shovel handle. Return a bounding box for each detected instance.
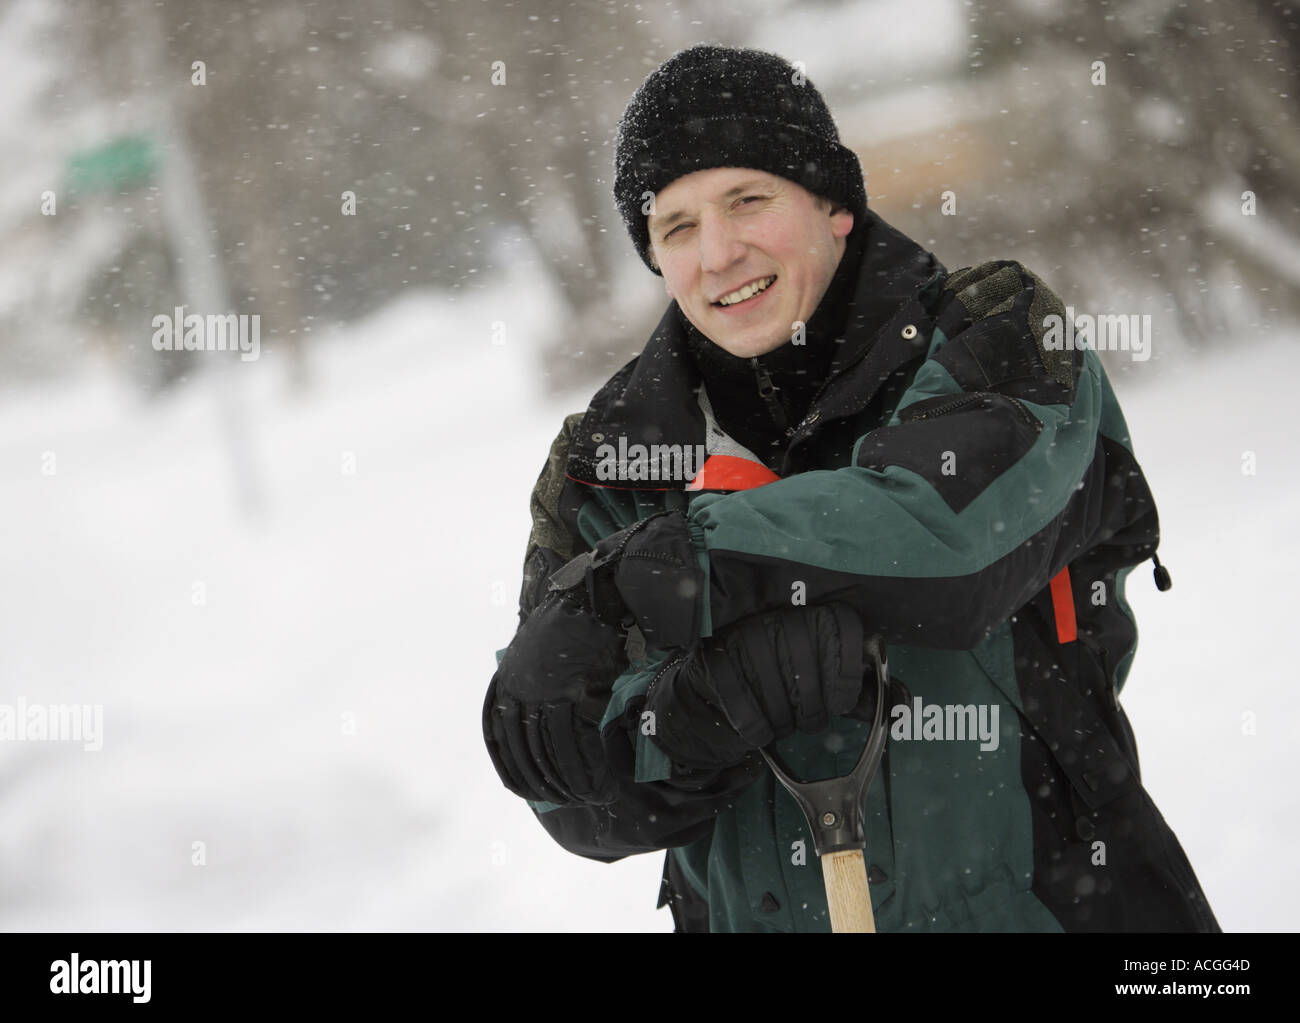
[759,635,890,857]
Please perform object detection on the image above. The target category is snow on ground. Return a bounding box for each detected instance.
[1114,338,1299,933]
[0,264,1293,931]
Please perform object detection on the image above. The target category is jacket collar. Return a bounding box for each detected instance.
[566,208,946,489]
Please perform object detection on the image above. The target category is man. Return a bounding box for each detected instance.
[483,44,1220,933]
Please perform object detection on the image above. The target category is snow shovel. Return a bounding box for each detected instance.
[758,635,890,933]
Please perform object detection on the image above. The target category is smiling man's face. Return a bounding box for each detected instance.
[647,167,854,359]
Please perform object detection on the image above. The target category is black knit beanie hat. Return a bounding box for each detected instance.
[613,44,868,275]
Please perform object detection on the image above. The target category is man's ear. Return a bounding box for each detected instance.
[830,205,854,240]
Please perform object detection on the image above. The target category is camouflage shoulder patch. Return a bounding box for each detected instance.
[944,261,1072,388]
[525,411,587,568]
[1020,265,1071,388]
[942,262,1023,321]
[516,411,587,619]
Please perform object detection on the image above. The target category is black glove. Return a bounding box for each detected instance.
[547,511,703,652]
[483,590,629,806]
[642,602,868,771]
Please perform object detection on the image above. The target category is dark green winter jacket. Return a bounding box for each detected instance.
[504,208,1220,933]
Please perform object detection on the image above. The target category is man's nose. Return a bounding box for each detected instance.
[697,210,745,275]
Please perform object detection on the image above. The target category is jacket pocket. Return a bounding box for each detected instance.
[884,642,1035,929]
[970,622,1141,814]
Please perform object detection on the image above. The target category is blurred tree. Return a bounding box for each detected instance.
[31,0,721,396]
[953,0,1300,349]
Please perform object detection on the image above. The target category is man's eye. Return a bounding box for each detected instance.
[663,198,762,239]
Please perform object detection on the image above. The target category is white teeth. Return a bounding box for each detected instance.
[718,275,775,306]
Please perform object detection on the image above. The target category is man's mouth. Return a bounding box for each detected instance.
[712,275,777,308]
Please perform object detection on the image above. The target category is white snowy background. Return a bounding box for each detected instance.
[1,0,1294,931]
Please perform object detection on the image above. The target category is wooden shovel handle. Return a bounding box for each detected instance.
[821,849,876,933]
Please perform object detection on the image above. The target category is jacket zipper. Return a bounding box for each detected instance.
[751,359,793,437]
[903,392,1042,434]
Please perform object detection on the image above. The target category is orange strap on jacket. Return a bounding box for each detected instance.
[1049,566,1077,644]
[685,454,782,492]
